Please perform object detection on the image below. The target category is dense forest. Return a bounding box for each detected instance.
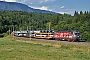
[0,10,90,41]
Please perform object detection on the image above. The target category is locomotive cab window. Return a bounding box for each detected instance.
[75,33,80,35]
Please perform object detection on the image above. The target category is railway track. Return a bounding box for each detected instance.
[14,36,90,47]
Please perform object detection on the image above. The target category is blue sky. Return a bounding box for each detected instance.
[0,0,90,15]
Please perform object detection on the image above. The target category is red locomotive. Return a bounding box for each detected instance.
[53,30,81,42]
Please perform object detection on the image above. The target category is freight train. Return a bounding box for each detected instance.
[12,30,81,42]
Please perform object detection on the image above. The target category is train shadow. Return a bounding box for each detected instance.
[51,39,86,42]
[78,40,86,42]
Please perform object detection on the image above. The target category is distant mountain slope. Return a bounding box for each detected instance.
[0,1,56,14]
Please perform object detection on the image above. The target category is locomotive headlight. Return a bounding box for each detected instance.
[77,36,79,37]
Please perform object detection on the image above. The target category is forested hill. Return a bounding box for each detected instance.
[0,10,90,41]
[0,1,55,14]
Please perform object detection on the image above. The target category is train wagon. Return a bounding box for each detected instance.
[34,30,54,39]
[14,30,35,37]
[14,31,25,37]
[53,30,81,42]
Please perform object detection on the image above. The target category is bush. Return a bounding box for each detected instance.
[0,30,10,38]
[82,31,90,42]
[4,30,10,37]
[0,34,4,38]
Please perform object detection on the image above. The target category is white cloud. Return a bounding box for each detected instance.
[40,6,48,10]
[14,0,56,4]
[0,0,55,3]
[29,3,33,4]
[61,6,66,9]
[58,12,66,14]
[40,0,55,3]
[51,5,75,15]
[5,0,16,2]
[66,9,75,11]
[32,6,48,10]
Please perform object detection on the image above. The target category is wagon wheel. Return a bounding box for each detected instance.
[55,38,61,41]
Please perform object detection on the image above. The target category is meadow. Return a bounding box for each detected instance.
[0,36,90,60]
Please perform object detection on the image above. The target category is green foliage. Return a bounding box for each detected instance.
[4,30,10,37]
[0,10,90,41]
[0,10,53,33]
[82,31,90,41]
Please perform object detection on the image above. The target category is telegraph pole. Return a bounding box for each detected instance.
[9,27,10,35]
[49,23,50,30]
[27,26,28,31]
[30,26,31,40]
[29,26,33,40]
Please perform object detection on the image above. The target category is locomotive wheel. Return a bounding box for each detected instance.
[72,39,75,42]
[76,39,79,42]
[68,40,72,42]
[72,39,79,42]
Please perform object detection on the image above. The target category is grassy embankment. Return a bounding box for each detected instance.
[0,36,90,60]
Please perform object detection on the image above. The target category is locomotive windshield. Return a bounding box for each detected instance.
[74,31,80,35]
[75,33,80,35]
[71,30,80,35]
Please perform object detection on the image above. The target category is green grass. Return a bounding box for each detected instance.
[0,36,90,60]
